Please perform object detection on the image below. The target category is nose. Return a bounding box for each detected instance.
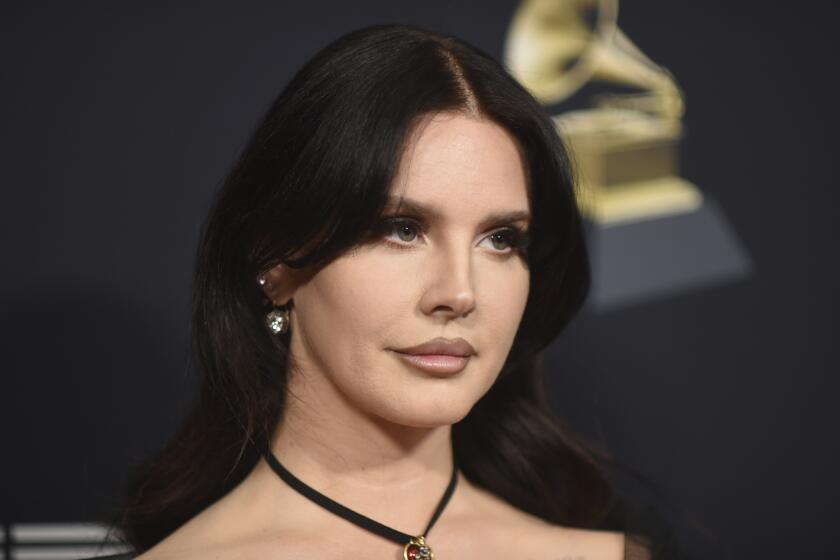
[419,245,476,320]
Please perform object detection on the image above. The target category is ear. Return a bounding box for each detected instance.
[257,263,305,306]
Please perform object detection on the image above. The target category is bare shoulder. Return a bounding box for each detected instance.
[503,513,626,560]
[459,480,627,560]
[136,476,643,560]
[535,525,627,560]
[133,526,321,560]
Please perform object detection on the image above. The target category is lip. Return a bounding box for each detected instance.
[390,337,475,376]
[392,337,476,357]
[391,351,471,375]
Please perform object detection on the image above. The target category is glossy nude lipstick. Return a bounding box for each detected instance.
[390,337,476,376]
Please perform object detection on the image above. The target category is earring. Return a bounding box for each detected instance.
[259,275,290,335]
[266,303,290,335]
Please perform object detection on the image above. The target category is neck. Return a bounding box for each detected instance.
[248,357,460,536]
[273,399,454,489]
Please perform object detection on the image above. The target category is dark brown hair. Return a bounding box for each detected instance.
[114,23,628,553]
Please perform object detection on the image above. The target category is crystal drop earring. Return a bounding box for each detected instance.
[266,304,290,335]
[258,275,291,336]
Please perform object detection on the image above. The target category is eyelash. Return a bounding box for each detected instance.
[373,216,531,256]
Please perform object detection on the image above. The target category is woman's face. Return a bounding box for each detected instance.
[278,112,531,428]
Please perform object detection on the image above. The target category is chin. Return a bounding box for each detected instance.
[379,396,476,429]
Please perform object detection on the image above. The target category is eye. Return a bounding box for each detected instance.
[481,227,531,254]
[373,217,530,255]
[376,217,425,246]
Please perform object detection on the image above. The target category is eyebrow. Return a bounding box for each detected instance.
[384,196,532,230]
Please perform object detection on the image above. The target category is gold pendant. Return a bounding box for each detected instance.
[403,535,434,560]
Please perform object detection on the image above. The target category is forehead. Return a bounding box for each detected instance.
[388,112,530,217]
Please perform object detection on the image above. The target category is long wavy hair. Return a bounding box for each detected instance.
[114,23,637,553]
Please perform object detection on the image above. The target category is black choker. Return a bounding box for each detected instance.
[263,446,458,560]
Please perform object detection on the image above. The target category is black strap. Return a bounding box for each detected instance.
[262,446,458,544]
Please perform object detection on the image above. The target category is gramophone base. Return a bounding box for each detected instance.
[585,196,752,311]
[579,176,703,226]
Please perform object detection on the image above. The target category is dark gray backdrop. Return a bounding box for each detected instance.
[2,1,838,559]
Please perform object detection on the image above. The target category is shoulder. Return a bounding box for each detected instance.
[456,479,627,559]
[517,522,627,560]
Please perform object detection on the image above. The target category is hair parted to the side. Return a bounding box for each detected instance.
[113,23,629,552]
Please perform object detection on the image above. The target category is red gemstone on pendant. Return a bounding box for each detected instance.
[406,543,432,560]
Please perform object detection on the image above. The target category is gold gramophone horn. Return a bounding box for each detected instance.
[505,0,683,122]
[505,0,698,224]
[505,0,617,104]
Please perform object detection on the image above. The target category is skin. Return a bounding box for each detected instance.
[137,112,625,559]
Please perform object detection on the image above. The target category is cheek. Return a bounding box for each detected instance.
[475,260,530,364]
[290,252,422,420]
[292,252,409,364]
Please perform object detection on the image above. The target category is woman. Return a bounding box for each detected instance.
[96,23,683,560]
